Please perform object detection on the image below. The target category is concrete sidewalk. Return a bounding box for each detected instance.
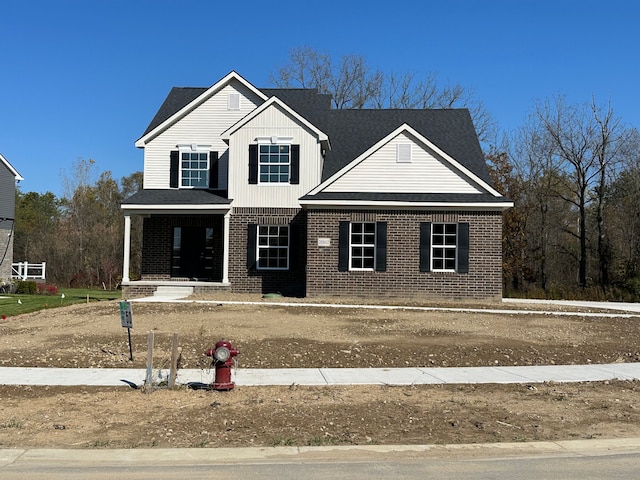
[1,363,639,387]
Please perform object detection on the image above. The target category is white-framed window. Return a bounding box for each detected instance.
[180,149,209,188]
[259,144,290,183]
[257,225,289,270]
[350,222,376,270]
[431,223,457,271]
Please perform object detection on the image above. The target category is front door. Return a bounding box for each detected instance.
[171,226,218,280]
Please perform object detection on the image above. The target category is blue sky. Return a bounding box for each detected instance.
[1,0,637,196]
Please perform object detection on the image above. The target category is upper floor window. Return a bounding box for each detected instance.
[181,151,209,188]
[259,144,290,183]
[170,147,218,189]
[249,144,300,185]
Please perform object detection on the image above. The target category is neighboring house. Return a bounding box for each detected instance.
[0,153,23,283]
[122,71,512,300]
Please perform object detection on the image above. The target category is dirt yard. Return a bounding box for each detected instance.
[1,295,640,449]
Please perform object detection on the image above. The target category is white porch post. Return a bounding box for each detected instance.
[223,211,230,284]
[123,214,131,282]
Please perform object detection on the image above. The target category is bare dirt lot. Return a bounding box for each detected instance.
[1,295,640,449]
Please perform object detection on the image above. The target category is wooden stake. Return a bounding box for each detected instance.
[168,333,179,389]
[145,331,154,393]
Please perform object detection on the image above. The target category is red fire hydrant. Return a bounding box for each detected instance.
[205,340,239,391]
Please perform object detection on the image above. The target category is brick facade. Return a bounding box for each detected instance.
[127,208,504,301]
[229,208,306,296]
[306,209,503,300]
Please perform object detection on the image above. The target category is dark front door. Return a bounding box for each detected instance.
[171,226,220,280]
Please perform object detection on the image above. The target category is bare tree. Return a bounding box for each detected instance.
[272,46,496,141]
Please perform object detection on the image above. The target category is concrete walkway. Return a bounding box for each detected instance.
[1,362,639,387]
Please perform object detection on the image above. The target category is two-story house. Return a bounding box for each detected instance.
[0,153,23,283]
[122,71,512,300]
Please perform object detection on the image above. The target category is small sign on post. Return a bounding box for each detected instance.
[119,301,134,361]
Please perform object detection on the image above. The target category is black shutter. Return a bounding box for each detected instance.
[457,223,470,274]
[170,150,179,188]
[338,221,349,272]
[419,222,431,272]
[290,144,300,184]
[288,223,304,272]
[209,151,219,189]
[247,224,257,270]
[248,144,258,184]
[375,222,387,272]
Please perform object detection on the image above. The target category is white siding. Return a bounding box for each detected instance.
[142,80,264,189]
[324,132,481,194]
[228,104,323,207]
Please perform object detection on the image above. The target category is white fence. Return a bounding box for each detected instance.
[11,262,46,281]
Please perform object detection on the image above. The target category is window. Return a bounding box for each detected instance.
[419,222,469,273]
[431,223,457,271]
[259,144,290,183]
[256,225,289,270]
[350,222,376,270]
[338,221,387,272]
[181,151,209,188]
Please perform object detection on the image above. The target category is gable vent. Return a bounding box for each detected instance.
[228,93,240,110]
[397,143,412,163]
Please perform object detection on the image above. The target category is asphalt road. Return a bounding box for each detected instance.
[2,443,640,479]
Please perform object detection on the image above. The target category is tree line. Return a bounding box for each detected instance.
[13,159,143,289]
[491,96,640,300]
[11,47,640,299]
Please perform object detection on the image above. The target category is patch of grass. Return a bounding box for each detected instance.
[0,418,24,429]
[0,288,121,318]
[271,437,297,446]
[90,440,113,448]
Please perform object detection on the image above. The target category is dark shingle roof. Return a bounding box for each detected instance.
[140,87,332,138]
[322,109,490,184]
[142,87,207,137]
[138,82,491,188]
[122,189,231,206]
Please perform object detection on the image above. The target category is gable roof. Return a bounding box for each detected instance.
[137,81,332,145]
[301,123,511,209]
[135,71,268,147]
[0,153,23,180]
[221,96,329,145]
[322,109,491,184]
[135,73,497,196]
[309,123,499,197]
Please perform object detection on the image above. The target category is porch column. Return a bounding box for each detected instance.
[122,214,131,282]
[223,211,230,284]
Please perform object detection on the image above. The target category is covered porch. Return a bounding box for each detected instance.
[121,189,232,298]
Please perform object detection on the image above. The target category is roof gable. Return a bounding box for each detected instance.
[135,71,268,147]
[322,109,491,184]
[308,124,501,197]
[0,153,23,180]
[221,96,329,144]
